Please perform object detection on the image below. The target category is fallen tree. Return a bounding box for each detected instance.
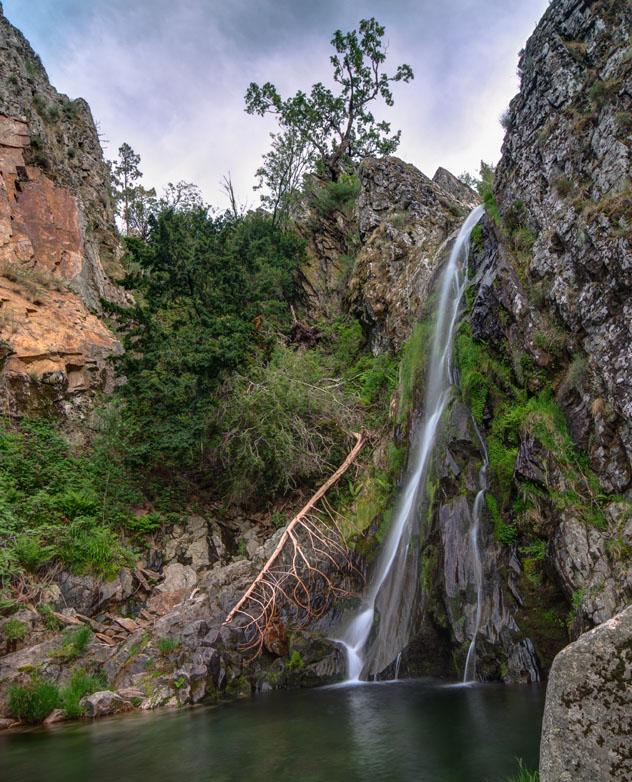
[224,431,366,658]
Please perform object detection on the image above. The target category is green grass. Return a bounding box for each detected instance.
[455,325,621,547]
[50,626,92,662]
[3,617,27,643]
[156,637,181,656]
[398,320,432,425]
[8,678,60,724]
[60,669,107,718]
[506,759,539,782]
[0,416,146,598]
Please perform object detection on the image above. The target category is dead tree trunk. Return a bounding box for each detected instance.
[224,432,365,658]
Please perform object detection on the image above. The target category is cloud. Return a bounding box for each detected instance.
[3,0,549,205]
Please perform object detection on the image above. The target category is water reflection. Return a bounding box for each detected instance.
[0,680,543,782]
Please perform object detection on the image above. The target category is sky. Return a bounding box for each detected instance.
[3,0,549,207]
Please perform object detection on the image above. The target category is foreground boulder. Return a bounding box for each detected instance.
[539,605,632,781]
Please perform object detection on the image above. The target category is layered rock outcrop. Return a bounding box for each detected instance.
[0,6,123,418]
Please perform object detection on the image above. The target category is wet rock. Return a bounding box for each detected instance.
[539,606,632,782]
[514,433,549,486]
[116,687,145,701]
[97,570,135,609]
[80,690,130,718]
[494,0,632,492]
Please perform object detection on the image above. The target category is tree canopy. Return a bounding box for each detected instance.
[245,17,413,183]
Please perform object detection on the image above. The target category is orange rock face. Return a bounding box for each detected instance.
[0,114,118,417]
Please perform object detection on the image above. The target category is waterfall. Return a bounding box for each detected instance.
[333,205,485,683]
[462,420,488,683]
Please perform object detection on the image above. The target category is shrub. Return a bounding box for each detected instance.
[12,534,55,572]
[8,679,60,724]
[0,416,141,589]
[311,173,360,217]
[499,109,513,130]
[286,650,305,671]
[60,669,107,718]
[588,78,620,109]
[615,111,632,134]
[212,346,357,503]
[38,603,61,632]
[478,162,501,226]
[56,518,132,579]
[553,176,573,197]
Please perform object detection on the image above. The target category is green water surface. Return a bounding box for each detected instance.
[0,679,544,782]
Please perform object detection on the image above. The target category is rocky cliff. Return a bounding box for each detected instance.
[485,0,632,638]
[0,5,123,419]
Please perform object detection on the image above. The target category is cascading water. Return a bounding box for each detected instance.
[333,205,485,683]
[462,421,488,683]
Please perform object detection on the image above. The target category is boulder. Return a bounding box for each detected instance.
[80,690,129,719]
[43,709,67,726]
[539,606,632,781]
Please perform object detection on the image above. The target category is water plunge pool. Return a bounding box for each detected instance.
[1,679,544,782]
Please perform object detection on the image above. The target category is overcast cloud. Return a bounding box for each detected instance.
[3,0,549,206]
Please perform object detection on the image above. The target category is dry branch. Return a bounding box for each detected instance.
[223,431,365,657]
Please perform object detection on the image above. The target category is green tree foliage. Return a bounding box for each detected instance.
[110,142,157,237]
[245,17,413,181]
[254,130,314,224]
[111,207,307,486]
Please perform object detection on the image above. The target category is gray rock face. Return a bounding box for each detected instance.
[553,508,632,627]
[349,156,476,352]
[540,605,632,782]
[432,167,479,210]
[495,0,632,492]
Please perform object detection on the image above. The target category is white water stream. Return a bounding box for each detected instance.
[462,420,489,683]
[333,205,485,683]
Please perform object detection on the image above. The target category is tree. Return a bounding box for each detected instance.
[220,172,247,219]
[110,143,156,237]
[110,208,306,482]
[245,17,413,181]
[254,130,314,225]
[159,180,206,212]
